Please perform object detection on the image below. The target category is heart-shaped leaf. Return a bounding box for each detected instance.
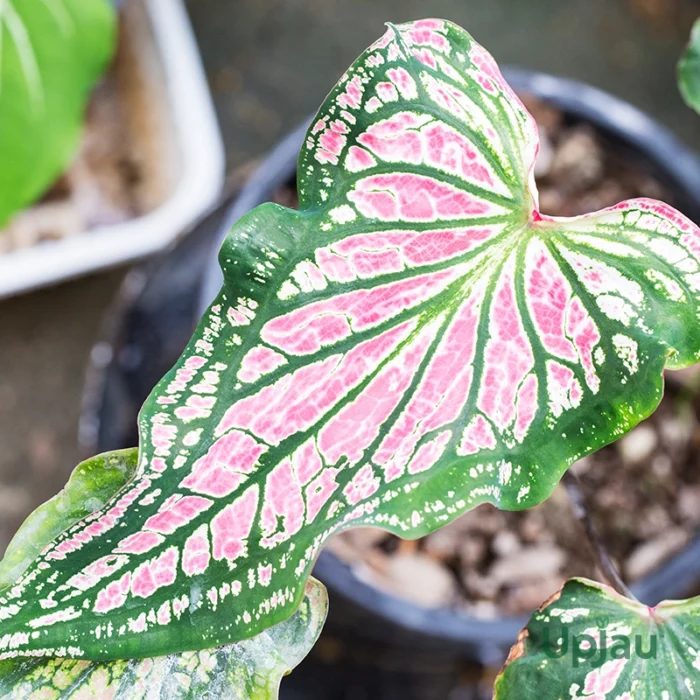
[3,18,700,660]
[494,578,700,699]
[0,0,115,227]
[0,577,327,700]
[679,17,700,116]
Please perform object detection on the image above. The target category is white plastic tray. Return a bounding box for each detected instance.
[0,0,225,299]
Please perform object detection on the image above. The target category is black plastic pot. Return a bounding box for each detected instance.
[83,70,700,697]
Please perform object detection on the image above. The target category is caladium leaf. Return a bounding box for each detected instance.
[493,578,700,699]
[0,577,327,699]
[679,17,700,115]
[0,0,116,227]
[3,18,700,660]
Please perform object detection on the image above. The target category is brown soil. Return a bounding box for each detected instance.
[518,92,672,217]
[274,95,700,617]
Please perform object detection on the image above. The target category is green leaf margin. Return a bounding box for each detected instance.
[0,449,139,591]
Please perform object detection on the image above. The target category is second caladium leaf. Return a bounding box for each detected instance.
[3,18,700,660]
[493,579,700,699]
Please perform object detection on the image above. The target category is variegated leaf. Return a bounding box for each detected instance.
[3,18,700,660]
[0,577,327,699]
[494,578,700,699]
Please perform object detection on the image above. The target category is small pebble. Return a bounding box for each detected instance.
[424,528,462,560]
[651,454,672,478]
[534,131,554,177]
[618,424,658,463]
[503,576,565,615]
[520,511,547,543]
[625,528,689,581]
[678,486,700,523]
[570,456,592,475]
[462,571,500,600]
[549,126,603,190]
[468,507,507,535]
[383,553,456,608]
[491,531,521,557]
[468,600,499,620]
[489,546,566,585]
[459,535,486,566]
[659,414,694,450]
[636,505,671,539]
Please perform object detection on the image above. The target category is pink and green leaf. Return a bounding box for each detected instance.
[3,18,700,660]
[0,577,326,699]
[494,578,700,699]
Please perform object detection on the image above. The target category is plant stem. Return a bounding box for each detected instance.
[562,470,637,601]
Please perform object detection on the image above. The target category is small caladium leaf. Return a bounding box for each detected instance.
[679,17,700,115]
[0,449,138,591]
[493,578,700,699]
[0,577,327,699]
[4,18,700,660]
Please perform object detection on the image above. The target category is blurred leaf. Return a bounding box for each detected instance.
[0,0,116,227]
[678,17,700,115]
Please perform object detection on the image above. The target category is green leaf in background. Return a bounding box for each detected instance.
[0,577,327,699]
[0,0,116,228]
[494,578,700,699]
[4,18,700,661]
[679,17,700,115]
[0,448,138,591]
